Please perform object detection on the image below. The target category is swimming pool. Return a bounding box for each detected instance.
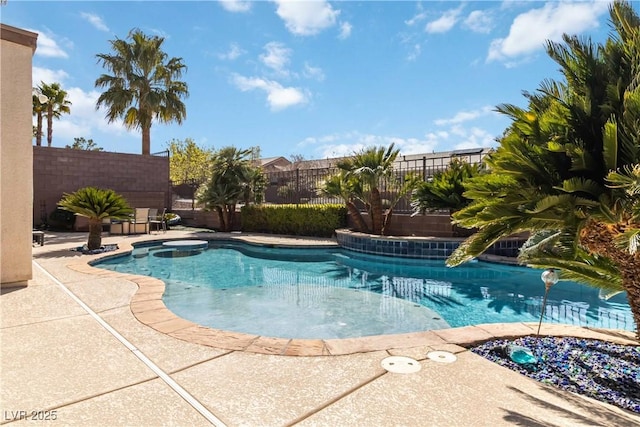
[95,240,635,339]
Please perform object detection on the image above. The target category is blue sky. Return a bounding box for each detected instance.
[3,1,625,159]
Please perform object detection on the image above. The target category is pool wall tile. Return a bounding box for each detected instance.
[335,229,525,260]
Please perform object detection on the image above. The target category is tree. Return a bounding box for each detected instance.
[411,158,485,214]
[318,144,418,235]
[58,187,132,250]
[167,138,213,183]
[95,29,189,155]
[32,90,46,146]
[66,137,103,151]
[447,0,640,336]
[38,82,72,147]
[197,146,263,231]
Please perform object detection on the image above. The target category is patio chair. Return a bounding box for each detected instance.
[130,207,150,234]
[149,208,167,233]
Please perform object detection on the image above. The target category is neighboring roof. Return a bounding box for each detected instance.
[259,156,291,167]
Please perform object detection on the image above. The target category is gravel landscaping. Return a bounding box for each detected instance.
[471,336,640,414]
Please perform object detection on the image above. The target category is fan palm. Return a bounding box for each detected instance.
[317,172,369,232]
[319,144,414,235]
[95,29,188,155]
[32,91,46,146]
[58,187,132,250]
[38,82,71,147]
[197,146,260,231]
[447,0,640,336]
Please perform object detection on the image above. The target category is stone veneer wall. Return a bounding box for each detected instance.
[336,229,525,259]
[33,146,170,228]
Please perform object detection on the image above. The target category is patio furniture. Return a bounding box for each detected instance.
[32,230,45,246]
[149,208,167,233]
[109,219,130,235]
[130,208,150,234]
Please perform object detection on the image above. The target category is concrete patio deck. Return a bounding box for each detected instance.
[1,229,638,426]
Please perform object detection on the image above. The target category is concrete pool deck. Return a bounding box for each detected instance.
[2,229,639,426]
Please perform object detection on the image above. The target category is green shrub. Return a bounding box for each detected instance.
[241,204,347,237]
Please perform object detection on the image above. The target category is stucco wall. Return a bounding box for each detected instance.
[1,25,38,286]
[33,147,170,229]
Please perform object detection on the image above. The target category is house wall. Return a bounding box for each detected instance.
[33,147,170,230]
[1,25,38,287]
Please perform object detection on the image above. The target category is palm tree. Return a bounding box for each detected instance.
[32,90,46,146]
[447,0,640,336]
[58,187,132,250]
[197,146,259,231]
[39,82,71,147]
[319,144,416,235]
[317,171,370,232]
[95,29,189,155]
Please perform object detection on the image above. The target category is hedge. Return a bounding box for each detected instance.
[241,204,347,237]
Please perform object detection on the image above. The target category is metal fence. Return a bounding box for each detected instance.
[171,150,489,213]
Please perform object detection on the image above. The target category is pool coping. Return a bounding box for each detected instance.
[68,233,639,356]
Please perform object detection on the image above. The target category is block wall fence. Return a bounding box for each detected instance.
[33,146,170,228]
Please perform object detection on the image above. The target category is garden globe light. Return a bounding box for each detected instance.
[537,268,559,336]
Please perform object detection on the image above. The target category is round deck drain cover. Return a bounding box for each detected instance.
[427,351,457,363]
[381,356,421,373]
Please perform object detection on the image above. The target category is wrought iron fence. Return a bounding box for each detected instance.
[170,149,489,213]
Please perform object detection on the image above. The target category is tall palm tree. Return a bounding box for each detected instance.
[95,29,189,155]
[58,187,132,250]
[447,0,640,336]
[39,82,71,147]
[32,90,46,146]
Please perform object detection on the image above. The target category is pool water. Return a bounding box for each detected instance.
[95,241,635,339]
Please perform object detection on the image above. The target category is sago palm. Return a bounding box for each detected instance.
[58,187,132,250]
[448,0,640,336]
[95,29,188,155]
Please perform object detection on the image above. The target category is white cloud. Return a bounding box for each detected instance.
[452,127,496,149]
[36,86,133,146]
[464,10,493,34]
[260,42,292,75]
[407,44,421,61]
[218,0,252,13]
[298,131,443,158]
[303,62,325,81]
[218,43,246,61]
[33,67,69,85]
[273,0,340,36]
[231,74,309,111]
[29,30,68,58]
[434,106,495,126]
[80,12,109,32]
[405,11,428,27]
[338,22,352,39]
[425,6,463,34]
[487,1,609,62]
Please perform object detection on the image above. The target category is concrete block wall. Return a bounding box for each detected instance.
[33,146,170,227]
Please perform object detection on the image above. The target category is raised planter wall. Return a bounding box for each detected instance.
[336,229,525,259]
